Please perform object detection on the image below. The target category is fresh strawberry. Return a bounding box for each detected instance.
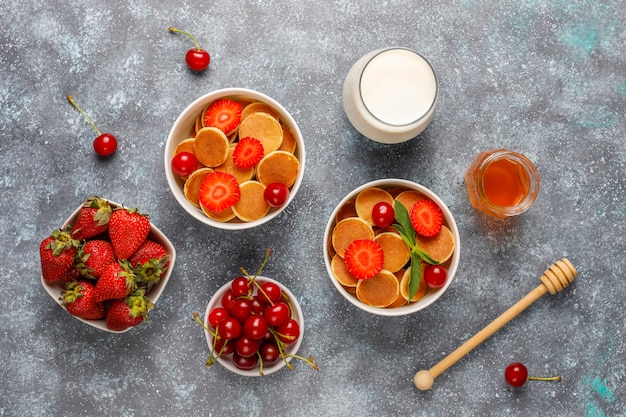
[61,280,105,320]
[233,136,264,168]
[76,239,116,279]
[70,196,113,240]
[40,227,80,283]
[198,171,241,213]
[105,290,154,331]
[129,240,170,291]
[204,99,242,135]
[92,261,137,302]
[108,207,150,260]
[344,239,384,280]
[60,265,82,284]
[409,199,443,237]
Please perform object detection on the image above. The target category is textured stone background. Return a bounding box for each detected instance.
[1,0,624,416]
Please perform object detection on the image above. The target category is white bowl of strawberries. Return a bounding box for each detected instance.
[323,179,460,316]
[197,250,317,376]
[39,196,176,333]
[164,88,306,230]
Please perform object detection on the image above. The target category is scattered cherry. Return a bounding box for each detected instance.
[424,265,448,289]
[372,201,395,227]
[504,362,562,387]
[67,95,118,157]
[264,182,290,207]
[168,27,210,72]
[171,152,197,177]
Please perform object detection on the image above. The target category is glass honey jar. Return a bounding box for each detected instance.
[465,149,540,218]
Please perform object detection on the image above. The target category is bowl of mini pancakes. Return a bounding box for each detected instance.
[165,88,305,230]
[323,179,460,316]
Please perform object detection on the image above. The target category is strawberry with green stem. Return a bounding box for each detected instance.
[61,280,105,320]
[108,206,150,260]
[92,260,137,302]
[40,226,80,283]
[129,240,170,291]
[75,239,116,279]
[105,289,154,331]
[393,201,441,300]
[70,196,113,241]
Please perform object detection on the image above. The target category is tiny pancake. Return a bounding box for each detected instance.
[256,150,299,187]
[200,201,236,222]
[415,225,455,263]
[344,285,357,295]
[374,232,410,273]
[175,138,205,171]
[355,187,394,225]
[331,217,374,258]
[395,190,426,212]
[232,180,270,222]
[331,254,358,287]
[199,101,212,128]
[387,269,408,308]
[356,270,399,308]
[183,167,213,208]
[400,264,429,302]
[277,124,297,153]
[336,199,357,223]
[194,127,230,167]
[241,102,278,121]
[214,144,255,184]
[238,112,283,154]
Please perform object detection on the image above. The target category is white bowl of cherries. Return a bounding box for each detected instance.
[197,250,317,376]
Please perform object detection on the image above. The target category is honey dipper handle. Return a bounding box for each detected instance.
[429,284,547,379]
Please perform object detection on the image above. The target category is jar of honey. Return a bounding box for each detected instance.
[465,149,540,218]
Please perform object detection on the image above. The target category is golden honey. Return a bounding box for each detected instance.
[465,149,540,218]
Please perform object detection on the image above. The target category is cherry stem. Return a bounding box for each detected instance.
[168,27,202,51]
[67,95,102,136]
[528,375,562,382]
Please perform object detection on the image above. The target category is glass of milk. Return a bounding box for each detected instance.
[343,47,438,144]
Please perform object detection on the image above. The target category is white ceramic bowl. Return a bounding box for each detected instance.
[164,88,306,230]
[41,198,176,333]
[204,276,304,376]
[323,179,460,316]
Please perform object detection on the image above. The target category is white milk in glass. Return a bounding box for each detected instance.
[343,48,438,144]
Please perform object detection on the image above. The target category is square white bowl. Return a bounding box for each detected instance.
[41,198,176,333]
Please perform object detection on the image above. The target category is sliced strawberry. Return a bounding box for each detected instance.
[410,199,443,237]
[233,136,264,168]
[204,99,243,135]
[198,171,241,213]
[344,239,384,280]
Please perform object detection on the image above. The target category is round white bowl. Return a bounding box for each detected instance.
[40,198,176,333]
[164,88,306,230]
[323,179,460,316]
[204,276,304,376]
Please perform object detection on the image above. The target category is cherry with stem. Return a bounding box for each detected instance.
[505,362,562,387]
[168,27,210,72]
[67,95,117,157]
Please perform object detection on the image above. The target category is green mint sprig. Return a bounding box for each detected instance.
[392,200,440,300]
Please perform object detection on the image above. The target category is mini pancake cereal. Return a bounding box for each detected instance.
[170,95,301,224]
[326,184,456,310]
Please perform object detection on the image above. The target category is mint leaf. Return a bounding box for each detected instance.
[393,200,415,249]
[408,252,422,300]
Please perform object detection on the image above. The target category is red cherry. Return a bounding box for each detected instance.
[216,317,242,340]
[230,298,252,322]
[233,352,258,370]
[207,307,229,328]
[259,343,280,364]
[67,95,117,157]
[243,315,269,340]
[185,49,210,72]
[372,202,395,227]
[264,301,290,327]
[264,183,290,207]
[230,276,251,298]
[171,152,197,177]
[258,281,282,304]
[276,319,300,344]
[424,265,448,289]
[504,362,562,387]
[235,336,260,358]
[169,27,210,72]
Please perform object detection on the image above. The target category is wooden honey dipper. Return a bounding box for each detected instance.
[414,258,577,391]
